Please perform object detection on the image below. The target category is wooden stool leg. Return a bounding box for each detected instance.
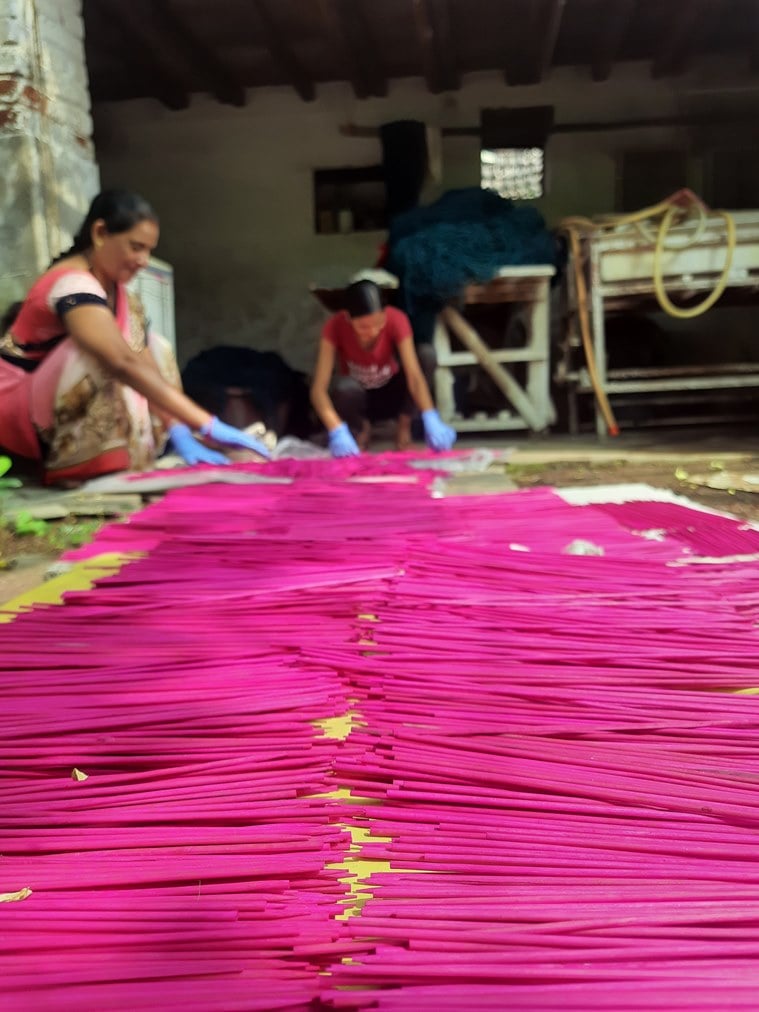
[433,318,456,422]
[441,306,544,432]
[524,279,556,428]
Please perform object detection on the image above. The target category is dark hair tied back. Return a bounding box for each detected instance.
[54,189,158,262]
[345,279,384,318]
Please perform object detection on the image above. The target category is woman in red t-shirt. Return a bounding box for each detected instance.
[310,280,456,456]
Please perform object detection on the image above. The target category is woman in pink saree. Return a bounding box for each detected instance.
[0,190,270,485]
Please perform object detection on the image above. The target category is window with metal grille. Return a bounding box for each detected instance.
[480,147,545,200]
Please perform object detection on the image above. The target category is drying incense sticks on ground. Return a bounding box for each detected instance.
[3,455,759,1009]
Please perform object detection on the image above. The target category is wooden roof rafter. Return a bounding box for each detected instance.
[317,0,387,99]
[504,0,566,86]
[500,0,526,87]
[249,0,316,102]
[315,0,361,97]
[411,0,460,93]
[94,0,190,110]
[83,0,755,107]
[651,0,712,79]
[151,0,247,106]
[751,1,759,72]
[591,0,636,82]
[531,0,566,84]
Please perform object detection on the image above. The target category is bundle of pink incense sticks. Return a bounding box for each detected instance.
[3,454,759,1010]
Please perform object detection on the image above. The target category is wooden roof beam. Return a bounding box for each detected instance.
[411,0,460,93]
[317,0,387,98]
[530,0,566,84]
[337,0,387,97]
[652,0,711,78]
[505,0,565,86]
[250,0,315,102]
[152,0,247,106]
[316,0,367,98]
[95,0,190,110]
[501,0,528,86]
[591,0,636,82]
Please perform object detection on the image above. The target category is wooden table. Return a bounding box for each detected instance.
[562,211,759,435]
[434,265,557,433]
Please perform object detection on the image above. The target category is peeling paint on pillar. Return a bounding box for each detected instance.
[0,0,99,311]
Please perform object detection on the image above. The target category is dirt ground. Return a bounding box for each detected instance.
[505,456,759,525]
[0,518,103,568]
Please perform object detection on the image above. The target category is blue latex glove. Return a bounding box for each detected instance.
[200,416,272,459]
[328,422,360,458]
[422,409,457,452]
[168,423,229,466]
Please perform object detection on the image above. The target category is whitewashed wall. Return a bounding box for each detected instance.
[0,0,99,310]
[93,57,758,371]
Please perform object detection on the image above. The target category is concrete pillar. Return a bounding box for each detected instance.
[0,0,99,312]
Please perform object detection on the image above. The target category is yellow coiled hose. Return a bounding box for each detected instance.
[561,191,737,435]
